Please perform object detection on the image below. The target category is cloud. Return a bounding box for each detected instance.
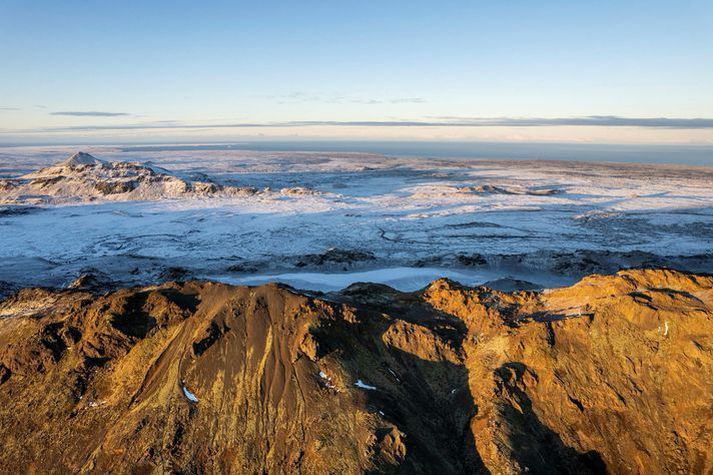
[4,115,713,135]
[349,97,427,104]
[0,107,20,111]
[270,92,427,105]
[388,97,427,104]
[271,92,344,104]
[428,116,713,128]
[50,111,130,117]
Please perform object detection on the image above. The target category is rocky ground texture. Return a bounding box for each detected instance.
[0,152,263,204]
[0,268,711,473]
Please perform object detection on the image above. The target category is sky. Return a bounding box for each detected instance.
[1,0,712,144]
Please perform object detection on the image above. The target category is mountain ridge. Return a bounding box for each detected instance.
[0,268,711,473]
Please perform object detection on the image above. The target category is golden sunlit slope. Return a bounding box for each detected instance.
[0,269,711,473]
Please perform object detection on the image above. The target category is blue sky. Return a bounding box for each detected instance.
[1,0,712,143]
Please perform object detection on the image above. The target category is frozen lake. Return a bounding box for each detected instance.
[205,266,575,292]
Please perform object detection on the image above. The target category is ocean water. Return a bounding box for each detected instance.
[118,141,713,166]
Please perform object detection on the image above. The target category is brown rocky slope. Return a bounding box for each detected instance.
[0,268,711,473]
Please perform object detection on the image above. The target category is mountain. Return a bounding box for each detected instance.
[0,268,711,473]
[58,151,110,169]
[0,152,257,204]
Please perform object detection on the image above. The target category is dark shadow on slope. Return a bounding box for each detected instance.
[335,284,607,473]
[109,287,199,339]
[495,362,606,474]
[374,346,489,475]
[314,297,489,474]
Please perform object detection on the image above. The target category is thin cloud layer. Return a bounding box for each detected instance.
[50,111,130,117]
[271,92,427,105]
[430,116,713,128]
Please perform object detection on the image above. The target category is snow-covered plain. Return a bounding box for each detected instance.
[0,145,711,293]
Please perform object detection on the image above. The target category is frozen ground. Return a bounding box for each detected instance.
[0,145,711,293]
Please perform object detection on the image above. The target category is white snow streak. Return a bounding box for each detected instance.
[182,384,199,403]
[354,379,377,390]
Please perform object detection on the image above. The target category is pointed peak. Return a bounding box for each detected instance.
[59,151,108,168]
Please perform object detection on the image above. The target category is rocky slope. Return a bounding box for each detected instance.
[0,268,711,473]
[0,152,259,204]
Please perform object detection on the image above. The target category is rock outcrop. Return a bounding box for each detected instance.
[0,269,711,473]
[0,152,257,204]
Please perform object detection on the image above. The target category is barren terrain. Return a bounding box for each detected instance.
[1,147,711,294]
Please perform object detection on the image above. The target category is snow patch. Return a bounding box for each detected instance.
[354,379,377,390]
[61,151,108,168]
[657,320,671,337]
[182,382,199,402]
[319,370,340,391]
